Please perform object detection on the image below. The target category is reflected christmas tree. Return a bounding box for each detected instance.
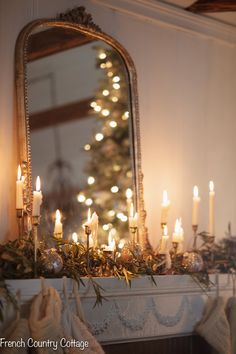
[78,46,133,244]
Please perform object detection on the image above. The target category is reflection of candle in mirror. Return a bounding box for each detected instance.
[209,181,215,236]
[32,176,42,216]
[161,190,170,225]
[108,231,116,251]
[72,232,78,243]
[129,202,138,228]
[103,231,116,252]
[126,188,133,215]
[54,209,63,238]
[118,239,125,249]
[16,165,24,209]
[192,185,200,226]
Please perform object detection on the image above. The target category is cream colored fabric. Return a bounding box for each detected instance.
[0,318,30,354]
[61,277,104,354]
[73,281,86,324]
[29,287,65,354]
[196,297,231,354]
[226,296,236,354]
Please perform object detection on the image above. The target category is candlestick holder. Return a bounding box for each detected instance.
[161,223,167,235]
[172,241,178,259]
[32,215,40,278]
[129,226,138,249]
[54,232,63,240]
[84,225,91,269]
[16,208,24,239]
[103,249,113,258]
[192,225,198,250]
[199,231,215,245]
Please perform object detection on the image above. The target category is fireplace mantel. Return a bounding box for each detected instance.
[2,274,233,344]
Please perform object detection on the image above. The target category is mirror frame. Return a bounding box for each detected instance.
[15,6,150,250]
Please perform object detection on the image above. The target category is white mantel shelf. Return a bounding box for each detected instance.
[3,275,233,344]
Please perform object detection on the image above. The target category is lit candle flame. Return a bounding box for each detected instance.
[193,185,199,198]
[56,209,61,222]
[17,165,21,181]
[36,176,41,191]
[209,181,214,192]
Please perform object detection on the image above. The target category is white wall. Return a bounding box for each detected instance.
[0,0,236,248]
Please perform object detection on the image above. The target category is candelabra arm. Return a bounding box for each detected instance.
[32,215,40,278]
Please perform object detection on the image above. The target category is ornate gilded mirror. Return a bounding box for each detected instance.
[15,7,149,249]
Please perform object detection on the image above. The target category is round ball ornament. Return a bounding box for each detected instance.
[182,251,204,273]
[40,248,63,274]
[118,245,133,262]
[132,243,142,259]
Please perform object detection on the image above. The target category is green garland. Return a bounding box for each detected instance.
[2,233,235,318]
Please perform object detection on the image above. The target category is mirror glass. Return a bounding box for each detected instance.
[26,26,134,244]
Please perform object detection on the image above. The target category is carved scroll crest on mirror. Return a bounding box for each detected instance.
[15,6,150,250]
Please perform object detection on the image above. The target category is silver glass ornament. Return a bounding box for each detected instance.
[182,251,204,273]
[41,248,63,274]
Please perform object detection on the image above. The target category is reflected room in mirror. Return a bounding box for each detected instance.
[26,27,134,245]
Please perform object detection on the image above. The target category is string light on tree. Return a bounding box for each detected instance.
[102,109,110,116]
[84,144,91,151]
[109,121,117,128]
[100,63,106,69]
[113,76,120,82]
[85,198,93,206]
[113,83,120,90]
[95,133,104,141]
[103,224,109,231]
[106,61,112,68]
[94,105,101,112]
[111,186,119,193]
[99,52,107,59]
[90,101,97,108]
[113,165,121,172]
[87,176,95,185]
[77,193,86,203]
[108,210,115,217]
